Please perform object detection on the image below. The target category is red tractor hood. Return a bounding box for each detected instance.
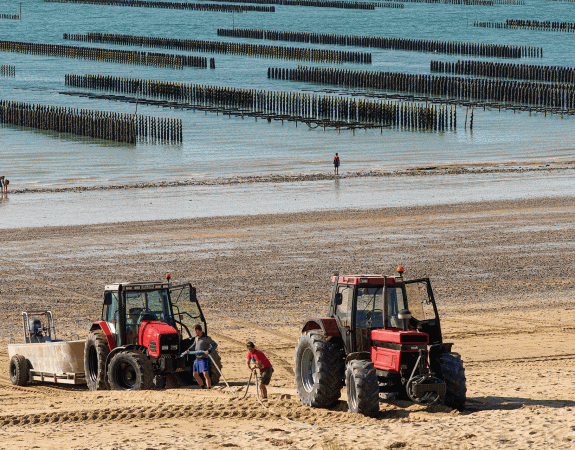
[371,328,429,344]
[370,329,429,373]
[138,320,179,357]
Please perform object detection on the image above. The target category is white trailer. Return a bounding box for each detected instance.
[8,311,86,386]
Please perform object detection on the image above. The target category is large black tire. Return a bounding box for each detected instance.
[208,350,222,387]
[438,352,467,411]
[9,355,28,386]
[294,331,345,408]
[107,350,154,391]
[345,359,379,417]
[84,329,110,391]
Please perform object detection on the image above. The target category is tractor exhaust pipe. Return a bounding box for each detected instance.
[398,309,411,331]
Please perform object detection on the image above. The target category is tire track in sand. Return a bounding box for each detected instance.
[0,398,379,428]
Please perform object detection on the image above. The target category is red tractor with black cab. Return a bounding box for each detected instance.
[84,275,221,391]
[294,267,466,416]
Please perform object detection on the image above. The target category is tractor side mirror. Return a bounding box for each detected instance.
[190,287,197,302]
[103,292,112,305]
[334,293,343,305]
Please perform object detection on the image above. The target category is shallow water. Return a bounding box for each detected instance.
[1,170,572,229]
[1,0,575,192]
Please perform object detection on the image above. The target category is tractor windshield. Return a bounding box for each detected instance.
[355,287,384,328]
[125,289,174,326]
[354,285,408,329]
[386,286,408,328]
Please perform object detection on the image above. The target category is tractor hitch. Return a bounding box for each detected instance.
[409,376,446,397]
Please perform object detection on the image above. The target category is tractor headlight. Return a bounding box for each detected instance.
[170,345,178,350]
[161,345,169,351]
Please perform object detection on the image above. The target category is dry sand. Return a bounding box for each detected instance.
[1,196,575,449]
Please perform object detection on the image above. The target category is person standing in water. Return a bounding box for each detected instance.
[333,153,340,175]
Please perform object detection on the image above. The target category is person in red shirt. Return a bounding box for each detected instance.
[246,341,273,399]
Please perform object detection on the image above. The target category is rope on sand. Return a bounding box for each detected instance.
[183,350,236,396]
[241,371,253,399]
[208,353,236,396]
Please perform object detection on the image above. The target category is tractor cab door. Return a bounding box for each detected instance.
[334,284,355,353]
[404,278,442,345]
[103,291,121,344]
[169,283,207,343]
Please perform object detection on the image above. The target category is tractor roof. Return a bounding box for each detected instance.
[332,275,404,285]
[104,281,171,291]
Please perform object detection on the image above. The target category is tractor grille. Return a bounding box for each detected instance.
[400,334,428,344]
[159,334,179,354]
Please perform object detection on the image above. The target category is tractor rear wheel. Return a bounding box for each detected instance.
[208,350,222,387]
[84,329,110,391]
[345,359,379,417]
[9,355,28,386]
[107,350,154,391]
[438,352,467,411]
[294,331,344,408]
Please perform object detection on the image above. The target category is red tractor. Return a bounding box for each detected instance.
[84,276,221,390]
[294,268,466,416]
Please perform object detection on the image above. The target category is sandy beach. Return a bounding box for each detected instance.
[1,191,575,449]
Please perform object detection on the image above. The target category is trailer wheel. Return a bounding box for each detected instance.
[438,352,467,411]
[9,354,28,386]
[108,350,154,391]
[208,350,222,387]
[294,331,344,408]
[84,329,110,391]
[345,359,379,417]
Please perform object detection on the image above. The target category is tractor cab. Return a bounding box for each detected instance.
[85,275,222,391]
[296,267,466,416]
[327,269,443,355]
[101,279,206,351]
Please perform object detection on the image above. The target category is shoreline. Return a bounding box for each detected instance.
[6,160,575,195]
[2,167,574,229]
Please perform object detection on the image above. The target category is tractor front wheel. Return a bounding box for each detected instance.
[345,359,379,417]
[84,329,110,391]
[108,350,154,391]
[294,331,344,408]
[438,352,467,411]
[9,354,28,386]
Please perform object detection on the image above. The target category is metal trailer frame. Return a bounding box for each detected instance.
[8,310,86,386]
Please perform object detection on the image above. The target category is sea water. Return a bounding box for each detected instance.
[1,0,575,190]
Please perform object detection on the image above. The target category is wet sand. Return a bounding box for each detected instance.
[1,191,575,449]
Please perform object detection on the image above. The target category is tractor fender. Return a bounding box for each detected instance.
[302,317,341,338]
[89,321,117,351]
[345,351,371,364]
[106,345,147,368]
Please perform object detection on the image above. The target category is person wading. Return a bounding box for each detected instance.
[333,153,340,175]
